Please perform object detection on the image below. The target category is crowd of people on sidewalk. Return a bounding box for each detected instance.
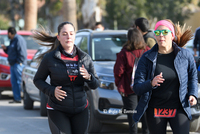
[1,17,199,134]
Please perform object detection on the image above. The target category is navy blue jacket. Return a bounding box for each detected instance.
[133,42,198,122]
[4,34,27,66]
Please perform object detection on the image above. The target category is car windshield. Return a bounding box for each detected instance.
[0,35,40,50]
[92,35,127,61]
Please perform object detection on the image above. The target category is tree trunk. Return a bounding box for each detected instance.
[62,0,78,31]
[24,0,37,31]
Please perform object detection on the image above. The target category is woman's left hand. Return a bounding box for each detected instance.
[80,64,91,80]
[189,95,197,106]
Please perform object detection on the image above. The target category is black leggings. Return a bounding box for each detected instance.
[146,107,190,134]
[122,94,138,134]
[47,107,88,134]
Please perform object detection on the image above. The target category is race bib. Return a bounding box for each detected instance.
[154,108,176,118]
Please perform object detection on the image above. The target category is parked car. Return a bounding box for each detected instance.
[0,30,40,96]
[22,46,49,116]
[75,29,128,132]
[21,29,200,133]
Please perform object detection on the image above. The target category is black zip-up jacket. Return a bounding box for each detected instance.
[33,45,99,114]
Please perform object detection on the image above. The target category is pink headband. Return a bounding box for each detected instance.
[154,20,175,37]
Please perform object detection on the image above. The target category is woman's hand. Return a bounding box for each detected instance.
[54,86,67,101]
[80,64,91,80]
[151,72,165,87]
[189,95,197,106]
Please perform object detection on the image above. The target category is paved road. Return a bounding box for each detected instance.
[0,91,50,134]
[0,91,200,134]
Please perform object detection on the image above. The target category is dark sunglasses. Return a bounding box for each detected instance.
[154,29,172,36]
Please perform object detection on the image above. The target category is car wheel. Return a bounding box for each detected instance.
[40,92,47,116]
[190,116,200,132]
[87,91,102,133]
[23,85,34,110]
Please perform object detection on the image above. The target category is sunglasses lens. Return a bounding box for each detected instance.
[154,30,160,36]
[162,30,169,36]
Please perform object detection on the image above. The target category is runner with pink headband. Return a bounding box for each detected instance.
[133,19,197,134]
[154,20,175,38]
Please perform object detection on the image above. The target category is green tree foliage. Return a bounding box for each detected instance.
[105,0,136,29]
[0,1,10,29]
[37,0,63,31]
[38,0,63,22]
[0,0,24,28]
[0,15,10,30]
[105,0,193,29]
[145,0,191,24]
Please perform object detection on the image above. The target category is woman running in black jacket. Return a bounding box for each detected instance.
[33,22,99,134]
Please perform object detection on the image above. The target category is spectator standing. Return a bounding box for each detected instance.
[33,21,99,134]
[134,17,156,48]
[1,27,27,103]
[193,27,200,56]
[133,19,197,134]
[114,28,150,134]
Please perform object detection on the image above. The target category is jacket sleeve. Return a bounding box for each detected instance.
[133,54,154,96]
[33,54,55,97]
[85,56,99,89]
[187,52,198,99]
[113,51,126,87]
[16,39,27,64]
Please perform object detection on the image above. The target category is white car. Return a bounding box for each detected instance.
[21,47,49,116]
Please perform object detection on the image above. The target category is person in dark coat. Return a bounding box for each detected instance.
[114,28,150,134]
[33,21,99,134]
[134,17,156,48]
[1,27,27,103]
[133,19,198,134]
